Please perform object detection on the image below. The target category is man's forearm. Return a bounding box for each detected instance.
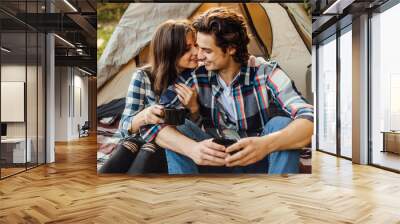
[154,126,197,157]
[264,118,313,152]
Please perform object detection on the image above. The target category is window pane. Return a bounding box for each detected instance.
[318,36,337,154]
[27,31,38,169]
[371,3,400,171]
[340,28,352,158]
[38,32,45,165]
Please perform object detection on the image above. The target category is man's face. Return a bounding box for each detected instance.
[196,32,232,71]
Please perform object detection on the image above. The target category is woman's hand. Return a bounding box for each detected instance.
[248,55,266,67]
[129,105,164,133]
[248,55,256,67]
[143,105,164,125]
[175,83,199,114]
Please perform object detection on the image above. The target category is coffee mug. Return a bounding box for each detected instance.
[163,107,187,125]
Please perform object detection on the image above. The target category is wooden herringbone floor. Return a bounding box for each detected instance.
[1,135,400,224]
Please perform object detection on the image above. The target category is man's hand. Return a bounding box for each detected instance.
[225,135,277,167]
[187,139,227,166]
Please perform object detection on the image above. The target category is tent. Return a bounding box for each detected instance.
[97,3,312,120]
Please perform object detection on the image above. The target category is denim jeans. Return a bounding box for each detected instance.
[166,116,300,174]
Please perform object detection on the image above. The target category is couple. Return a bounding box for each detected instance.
[100,7,314,175]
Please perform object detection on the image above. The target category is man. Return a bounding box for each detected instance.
[140,7,314,174]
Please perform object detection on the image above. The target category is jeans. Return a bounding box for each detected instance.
[166,116,300,174]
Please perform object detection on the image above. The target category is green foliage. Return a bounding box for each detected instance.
[97,3,129,24]
[97,3,129,60]
[303,0,312,17]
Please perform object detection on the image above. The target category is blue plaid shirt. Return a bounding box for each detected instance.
[140,60,314,142]
[118,69,157,138]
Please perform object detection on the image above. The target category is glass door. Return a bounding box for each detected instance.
[0,0,47,179]
[1,31,28,178]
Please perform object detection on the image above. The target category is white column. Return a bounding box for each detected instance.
[46,33,55,163]
[45,0,55,163]
[352,14,369,164]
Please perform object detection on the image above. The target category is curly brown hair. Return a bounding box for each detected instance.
[192,7,250,65]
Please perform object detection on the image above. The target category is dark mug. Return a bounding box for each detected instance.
[212,137,238,155]
[163,108,187,125]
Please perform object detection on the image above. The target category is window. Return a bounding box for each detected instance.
[317,35,337,154]
[0,1,47,179]
[339,27,352,158]
[370,2,400,171]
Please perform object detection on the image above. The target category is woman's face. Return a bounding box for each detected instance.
[177,32,198,71]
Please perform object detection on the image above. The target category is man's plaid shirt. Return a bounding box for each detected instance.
[140,60,314,142]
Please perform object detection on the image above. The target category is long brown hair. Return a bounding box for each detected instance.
[148,20,194,96]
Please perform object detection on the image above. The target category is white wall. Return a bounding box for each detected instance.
[54,67,89,141]
[1,65,38,138]
[75,72,89,139]
[1,63,46,164]
[54,66,69,141]
[1,65,26,141]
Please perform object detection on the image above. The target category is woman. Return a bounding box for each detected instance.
[99,20,200,174]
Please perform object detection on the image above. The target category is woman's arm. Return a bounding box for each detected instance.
[128,109,146,134]
[129,105,164,134]
[118,70,150,137]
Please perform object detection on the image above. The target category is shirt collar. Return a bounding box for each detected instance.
[209,64,252,88]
